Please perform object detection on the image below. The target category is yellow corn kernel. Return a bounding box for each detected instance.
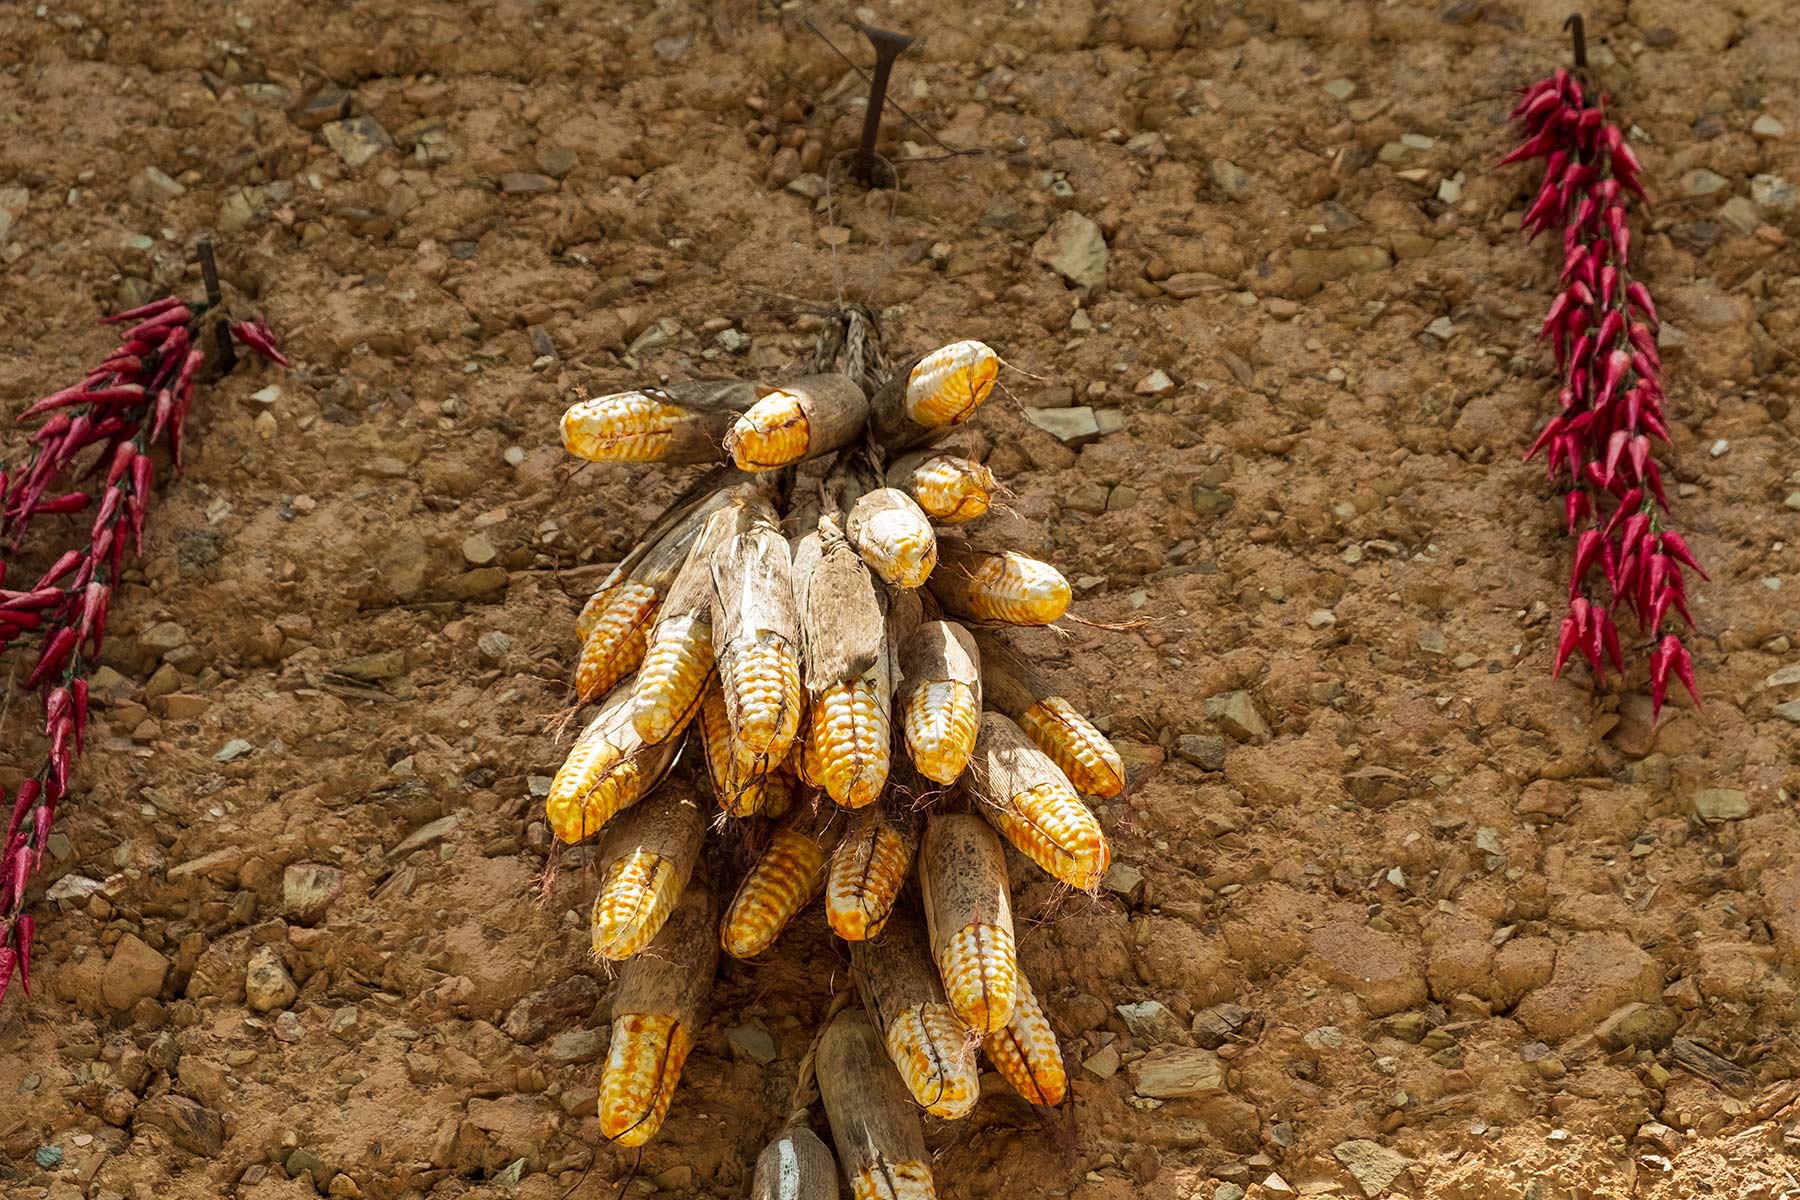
[885,1003,979,1118]
[546,730,642,845]
[936,921,1017,1035]
[939,551,1068,625]
[902,680,979,784]
[631,616,714,744]
[909,456,994,525]
[987,781,1110,891]
[827,817,912,941]
[575,585,615,645]
[591,851,686,961]
[982,973,1065,1106]
[728,390,808,471]
[599,1013,693,1146]
[795,719,825,789]
[562,391,688,463]
[700,687,767,816]
[576,582,659,701]
[723,634,802,760]
[812,678,891,808]
[1019,697,1125,798]
[721,829,830,958]
[905,341,997,428]
[854,504,937,589]
[850,1163,937,1200]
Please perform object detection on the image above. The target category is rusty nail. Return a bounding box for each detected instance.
[1564,12,1587,71]
[853,21,915,186]
[197,238,236,375]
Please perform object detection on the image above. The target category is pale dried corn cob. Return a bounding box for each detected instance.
[929,544,1069,626]
[889,451,995,526]
[725,375,869,472]
[902,340,997,428]
[982,967,1065,1106]
[750,1125,839,1200]
[575,581,658,701]
[795,717,826,789]
[969,712,1110,890]
[600,883,717,1146]
[845,488,937,589]
[698,684,780,817]
[898,621,981,785]
[561,380,759,466]
[852,911,980,1119]
[713,512,804,763]
[1018,696,1125,798]
[546,690,677,844]
[919,815,1017,1034]
[589,784,704,960]
[828,807,919,941]
[562,391,688,462]
[811,673,891,808]
[817,1011,938,1200]
[976,631,1124,798]
[721,815,839,958]
[724,634,803,759]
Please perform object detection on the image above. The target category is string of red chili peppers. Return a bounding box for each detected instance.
[0,295,287,1002]
[1504,64,1703,721]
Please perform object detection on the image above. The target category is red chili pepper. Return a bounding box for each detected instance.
[26,627,78,689]
[103,295,186,324]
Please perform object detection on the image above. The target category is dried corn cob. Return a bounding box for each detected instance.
[725,374,869,472]
[546,689,678,844]
[590,781,705,960]
[698,683,785,817]
[713,507,804,764]
[794,515,893,807]
[897,621,981,784]
[967,712,1110,890]
[600,882,717,1146]
[845,488,937,589]
[721,811,840,959]
[887,450,995,526]
[562,379,759,465]
[817,1011,938,1199]
[828,806,920,941]
[851,909,980,1119]
[631,498,753,743]
[575,581,658,701]
[982,966,1065,1106]
[871,341,998,451]
[750,1125,840,1200]
[575,584,614,645]
[929,543,1069,626]
[976,631,1124,798]
[919,814,1017,1034]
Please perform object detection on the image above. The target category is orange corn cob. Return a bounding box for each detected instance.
[907,455,994,525]
[576,581,659,700]
[631,616,714,744]
[986,781,1109,891]
[562,391,688,463]
[904,341,997,428]
[599,1013,693,1146]
[827,812,915,941]
[937,921,1016,1036]
[931,549,1068,625]
[700,686,773,817]
[728,389,808,471]
[723,634,803,761]
[1019,696,1125,798]
[721,826,833,958]
[811,676,891,808]
[982,970,1065,1106]
[591,851,687,961]
[545,704,666,844]
[576,585,615,644]
[901,680,979,784]
[885,1004,979,1119]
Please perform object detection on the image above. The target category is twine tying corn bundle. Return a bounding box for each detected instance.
[542,312,1126,1184]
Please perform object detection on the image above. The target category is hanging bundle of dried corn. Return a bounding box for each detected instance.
[543,313,1123,1186]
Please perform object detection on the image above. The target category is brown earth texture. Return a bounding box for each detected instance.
[4,1,1800,1198]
